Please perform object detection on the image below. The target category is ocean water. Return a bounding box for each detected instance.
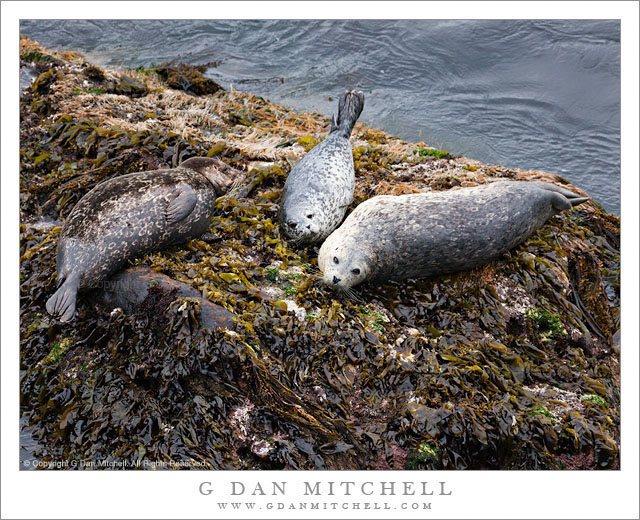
[20,19,620,214]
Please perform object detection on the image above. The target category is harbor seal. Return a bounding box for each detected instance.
[45,157,243,322]
[318,181,589,290]
[279,89,365,245]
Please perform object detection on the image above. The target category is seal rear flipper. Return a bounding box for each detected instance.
[46,273,80,322]
[166,185,197,224]
[332,89,365,138]
[529,181,590,210]
[563,195,590,208]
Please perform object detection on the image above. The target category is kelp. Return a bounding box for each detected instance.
[19,37,620,470]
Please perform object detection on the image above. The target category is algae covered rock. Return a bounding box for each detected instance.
[156,62,223,96]
[19,38,620,470]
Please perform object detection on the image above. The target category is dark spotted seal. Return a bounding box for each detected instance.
[279,89,365,245]
[46,157,242,322]
[319,181,589,290]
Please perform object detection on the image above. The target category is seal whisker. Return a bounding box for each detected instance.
[344,287,363,303]
[227,177,245,195]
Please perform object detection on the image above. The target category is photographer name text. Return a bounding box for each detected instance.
[199,480,452,497]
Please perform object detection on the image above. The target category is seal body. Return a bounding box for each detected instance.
[318,181,589,289]
[45,157,241,321]
[280,89,365,245]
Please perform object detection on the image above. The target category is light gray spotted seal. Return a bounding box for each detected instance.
[279,89,365,245]
[45,157,243,322]
[319,181,589,290]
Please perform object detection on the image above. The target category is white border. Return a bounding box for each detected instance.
[2,2,638,519]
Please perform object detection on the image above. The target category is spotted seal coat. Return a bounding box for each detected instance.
[318,181,589,290]
[279,89,365,245]
[46,157,243,322]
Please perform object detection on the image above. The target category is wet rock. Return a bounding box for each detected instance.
[83,64,106,82]
[20,64,39,92]
[156,62,223,96]
[97,266,235,331]
[107,74,148,98]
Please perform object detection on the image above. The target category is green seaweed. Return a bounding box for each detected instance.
[283,285,298,297]
[22,51,58,63]
[408,442,441,470]
[413,147,451,160]
[528,404,554,420]
[40,338,73,365]
[581,394,609,408]
[73,87,105,96]
[265,267,280,283]
[525,307,567,337]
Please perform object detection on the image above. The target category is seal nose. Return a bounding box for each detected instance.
[332,276,341,284]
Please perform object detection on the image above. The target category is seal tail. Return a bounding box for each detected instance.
[533,181,590,210]
[46,273,80,322]
[331,89,365,138]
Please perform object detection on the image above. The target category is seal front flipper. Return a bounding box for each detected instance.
[165,185,197,224]
[46,272,80,322]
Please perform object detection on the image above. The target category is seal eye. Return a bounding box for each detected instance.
[307,214,313,219]
[333,256,339,264]
[351,268,360,275]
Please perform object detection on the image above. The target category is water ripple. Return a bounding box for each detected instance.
[20,19,620,213]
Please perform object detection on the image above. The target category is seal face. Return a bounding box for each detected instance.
[279,90,365,245]
[318,181,589,290]
[45,157,242,322]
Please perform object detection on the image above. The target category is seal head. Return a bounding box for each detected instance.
[280,89,365,245]
[179,156,242,194]
[318,239,372,291]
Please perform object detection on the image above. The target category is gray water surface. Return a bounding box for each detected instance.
[20,19,620,214]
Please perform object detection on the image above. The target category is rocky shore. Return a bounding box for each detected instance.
[19,36,620,470]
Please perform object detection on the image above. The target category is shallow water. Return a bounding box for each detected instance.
[20,20,620,214]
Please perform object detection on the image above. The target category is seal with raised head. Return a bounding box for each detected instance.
[318,181,589,290]
[279,89,365,245]
[45,157,243,322]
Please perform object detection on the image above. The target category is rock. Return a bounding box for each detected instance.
[155,62,223,96]
[20,64,39,92]
[97,266,235,331]
[108,74,148,98]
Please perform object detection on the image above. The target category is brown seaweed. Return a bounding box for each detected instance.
[19,36,620,470]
